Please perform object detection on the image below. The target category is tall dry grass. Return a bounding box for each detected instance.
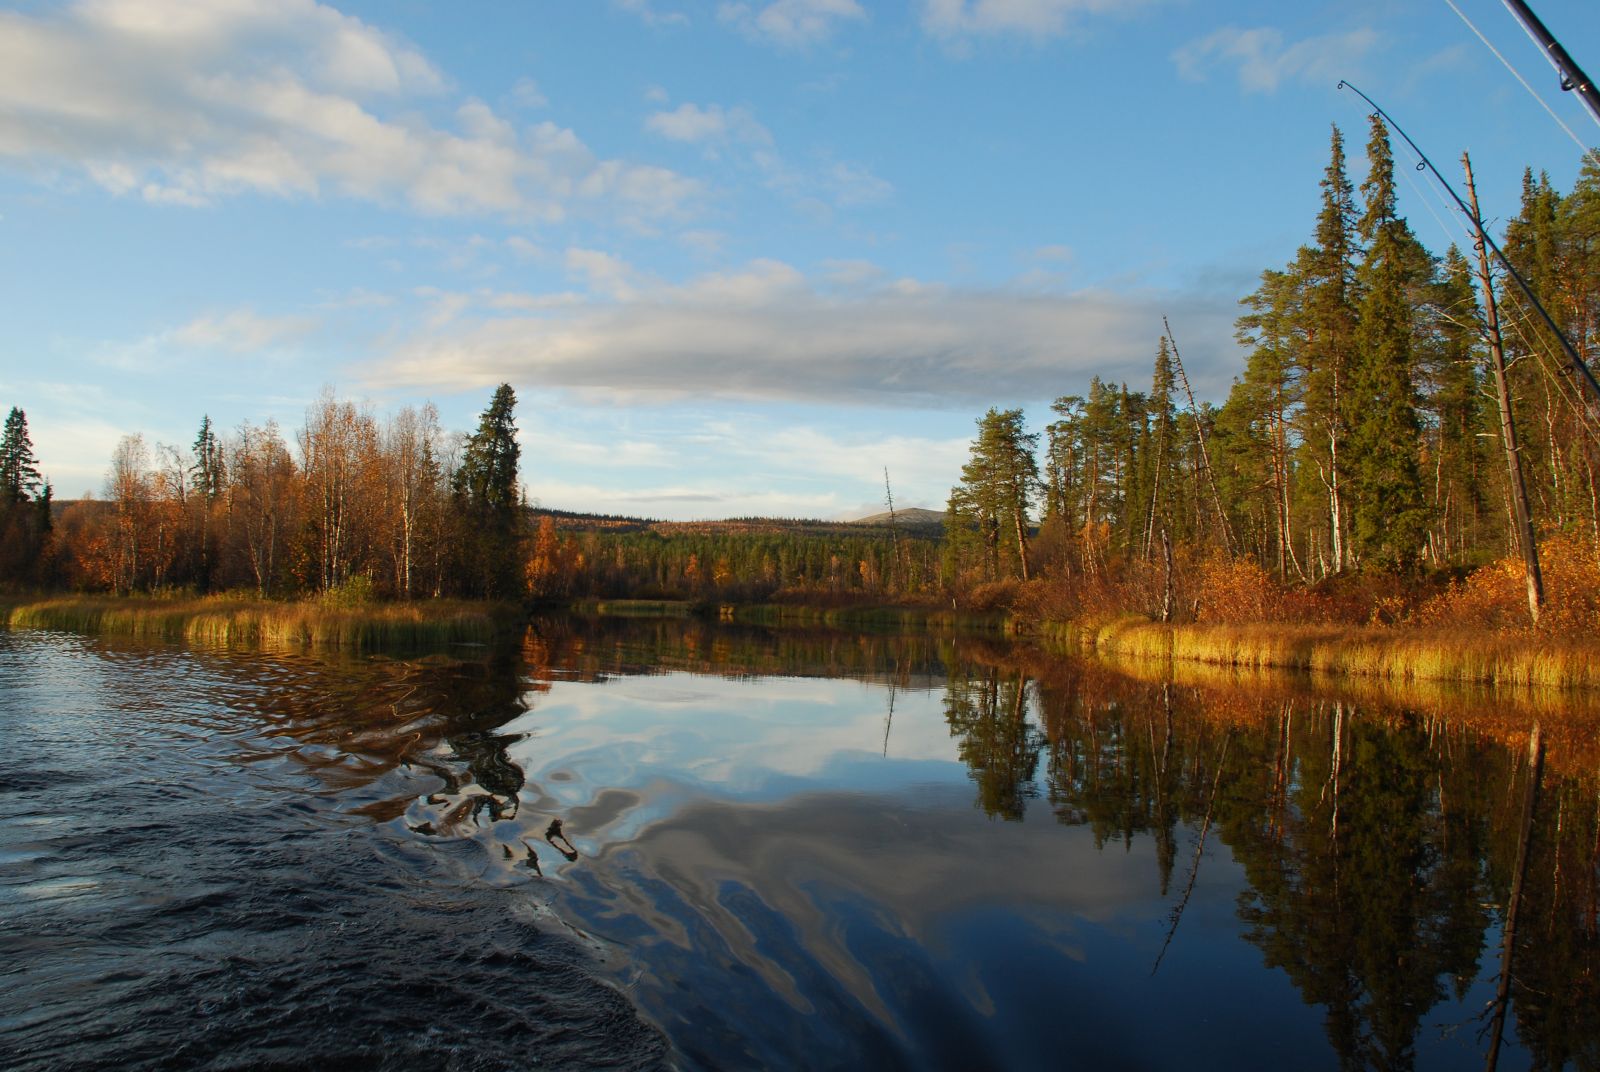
[1027,538,1600,690]
[0,593,509,652]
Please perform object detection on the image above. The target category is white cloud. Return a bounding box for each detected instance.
[823,161,892,206]
[646,102,772,146]
[1173,26,1380,93]
[356,259,1239,407]
[173,308,317,351]
[565,247,645,300]
[646,100,889,214]
[0,0,700,222]
[718,0,866,47]
[919,0,1146,41]
[613,0,690,28]
[510,77,548,110]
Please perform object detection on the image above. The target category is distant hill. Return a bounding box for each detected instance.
[852,507,945,530]
[530,508,939,541]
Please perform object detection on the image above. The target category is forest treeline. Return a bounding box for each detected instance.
[945,118,1600,632]
[0,384,939,607]
[3,118,1599,632]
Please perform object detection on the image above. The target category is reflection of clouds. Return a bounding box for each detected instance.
[506,672,961,794]
[559,788,1192,1068]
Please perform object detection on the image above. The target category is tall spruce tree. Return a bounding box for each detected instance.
[1300,126,1361,574]
[1142,337,1180,556]
[452,383,523,597]
[1234,264,1308,577]
[0,407,48,584]
[0,407,42,505]
[191,415,226,503]
[1347,116,1430,570]
[948,408,1038,583]
[1421,247,1491,561]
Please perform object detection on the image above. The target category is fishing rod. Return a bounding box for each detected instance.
[1337,79,1600,409]
[1501,0,1600,131]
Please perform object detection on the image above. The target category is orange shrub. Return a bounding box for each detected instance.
[1417,532,1600,635]
[1189,554,1278,624]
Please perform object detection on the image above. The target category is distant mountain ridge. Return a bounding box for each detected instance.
[851,507,945,529]
[526,507,943,540]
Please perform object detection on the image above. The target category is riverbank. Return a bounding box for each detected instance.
[1047,614,1600,691]
[0,593,518,651]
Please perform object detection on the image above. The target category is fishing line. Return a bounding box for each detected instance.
[1442,0,1600,170]
[1397,144,1473,250]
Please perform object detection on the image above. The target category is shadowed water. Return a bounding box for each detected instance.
[3,615,1597,1070]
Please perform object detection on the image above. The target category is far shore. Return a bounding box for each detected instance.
[3,592,1596,691]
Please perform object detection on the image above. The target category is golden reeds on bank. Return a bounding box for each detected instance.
[1049,615,1600,691]
[0,593,512,652]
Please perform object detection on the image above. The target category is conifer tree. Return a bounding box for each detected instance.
[1300,126,1361,574]
[452,383,523,597]
[1347,116,1430,570]
[1421,247,1491,560]
[1234,264,1307,577]
[1142,337,1180,556]
[0,407,42,505]
[191,416,226,503]
[948,408,1038,583]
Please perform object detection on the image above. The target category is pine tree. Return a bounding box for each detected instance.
[452,383,523,597]
[454,384,521,515]
[0,407,42,505]
[1234,264,1307,577]
[1142,337,1181,556]
[1300,126,1361,574]
[191,415,226,503]
[949,408,1038,583]
[1347,116,1430,570]
[1420,246,1491,561]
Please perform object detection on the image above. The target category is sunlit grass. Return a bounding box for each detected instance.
[0,592,513,652]
[1049,615,1600,690]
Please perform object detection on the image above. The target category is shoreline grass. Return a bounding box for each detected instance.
[1044,614,1600,691]
[0,593,518,652]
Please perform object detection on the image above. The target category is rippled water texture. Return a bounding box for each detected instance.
[3,616,1598,1070]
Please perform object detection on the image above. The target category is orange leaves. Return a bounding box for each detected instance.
[1418,532,1600,635]
[1190,554,1279,624]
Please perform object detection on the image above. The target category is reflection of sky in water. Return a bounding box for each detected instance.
[489,665,1326,1069]
[507,672,966,809]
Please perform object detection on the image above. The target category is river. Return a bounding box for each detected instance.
[2,614,1597,1070]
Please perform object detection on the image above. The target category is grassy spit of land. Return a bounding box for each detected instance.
[0,592,518,652]
[1043,614,1600,691]
[572,598,1013,634]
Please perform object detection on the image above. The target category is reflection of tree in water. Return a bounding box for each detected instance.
[951,642,1600,1071]
[1034,665,1188,893]
[1221,708,1492,1071]
[943,665,1044,822]
[407,652,532,835]
[1495,767,1600,1069]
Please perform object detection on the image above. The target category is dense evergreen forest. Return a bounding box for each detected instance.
[945,119,1600,631]
[3,119,1598,631]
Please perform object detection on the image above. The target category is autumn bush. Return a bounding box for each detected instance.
[1418,532,1600,635]
[962,578,1025,613]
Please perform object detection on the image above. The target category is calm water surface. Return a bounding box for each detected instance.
[2,615,1597,1070]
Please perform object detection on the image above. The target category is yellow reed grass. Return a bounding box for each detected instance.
[0,593,512,652]
[1052,615,1600,691]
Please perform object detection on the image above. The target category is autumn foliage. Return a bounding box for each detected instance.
[1418,533,1600,635]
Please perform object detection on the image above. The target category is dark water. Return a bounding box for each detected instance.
[2,617,1597,1071]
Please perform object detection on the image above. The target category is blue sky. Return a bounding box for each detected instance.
[2,0,1597,518]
